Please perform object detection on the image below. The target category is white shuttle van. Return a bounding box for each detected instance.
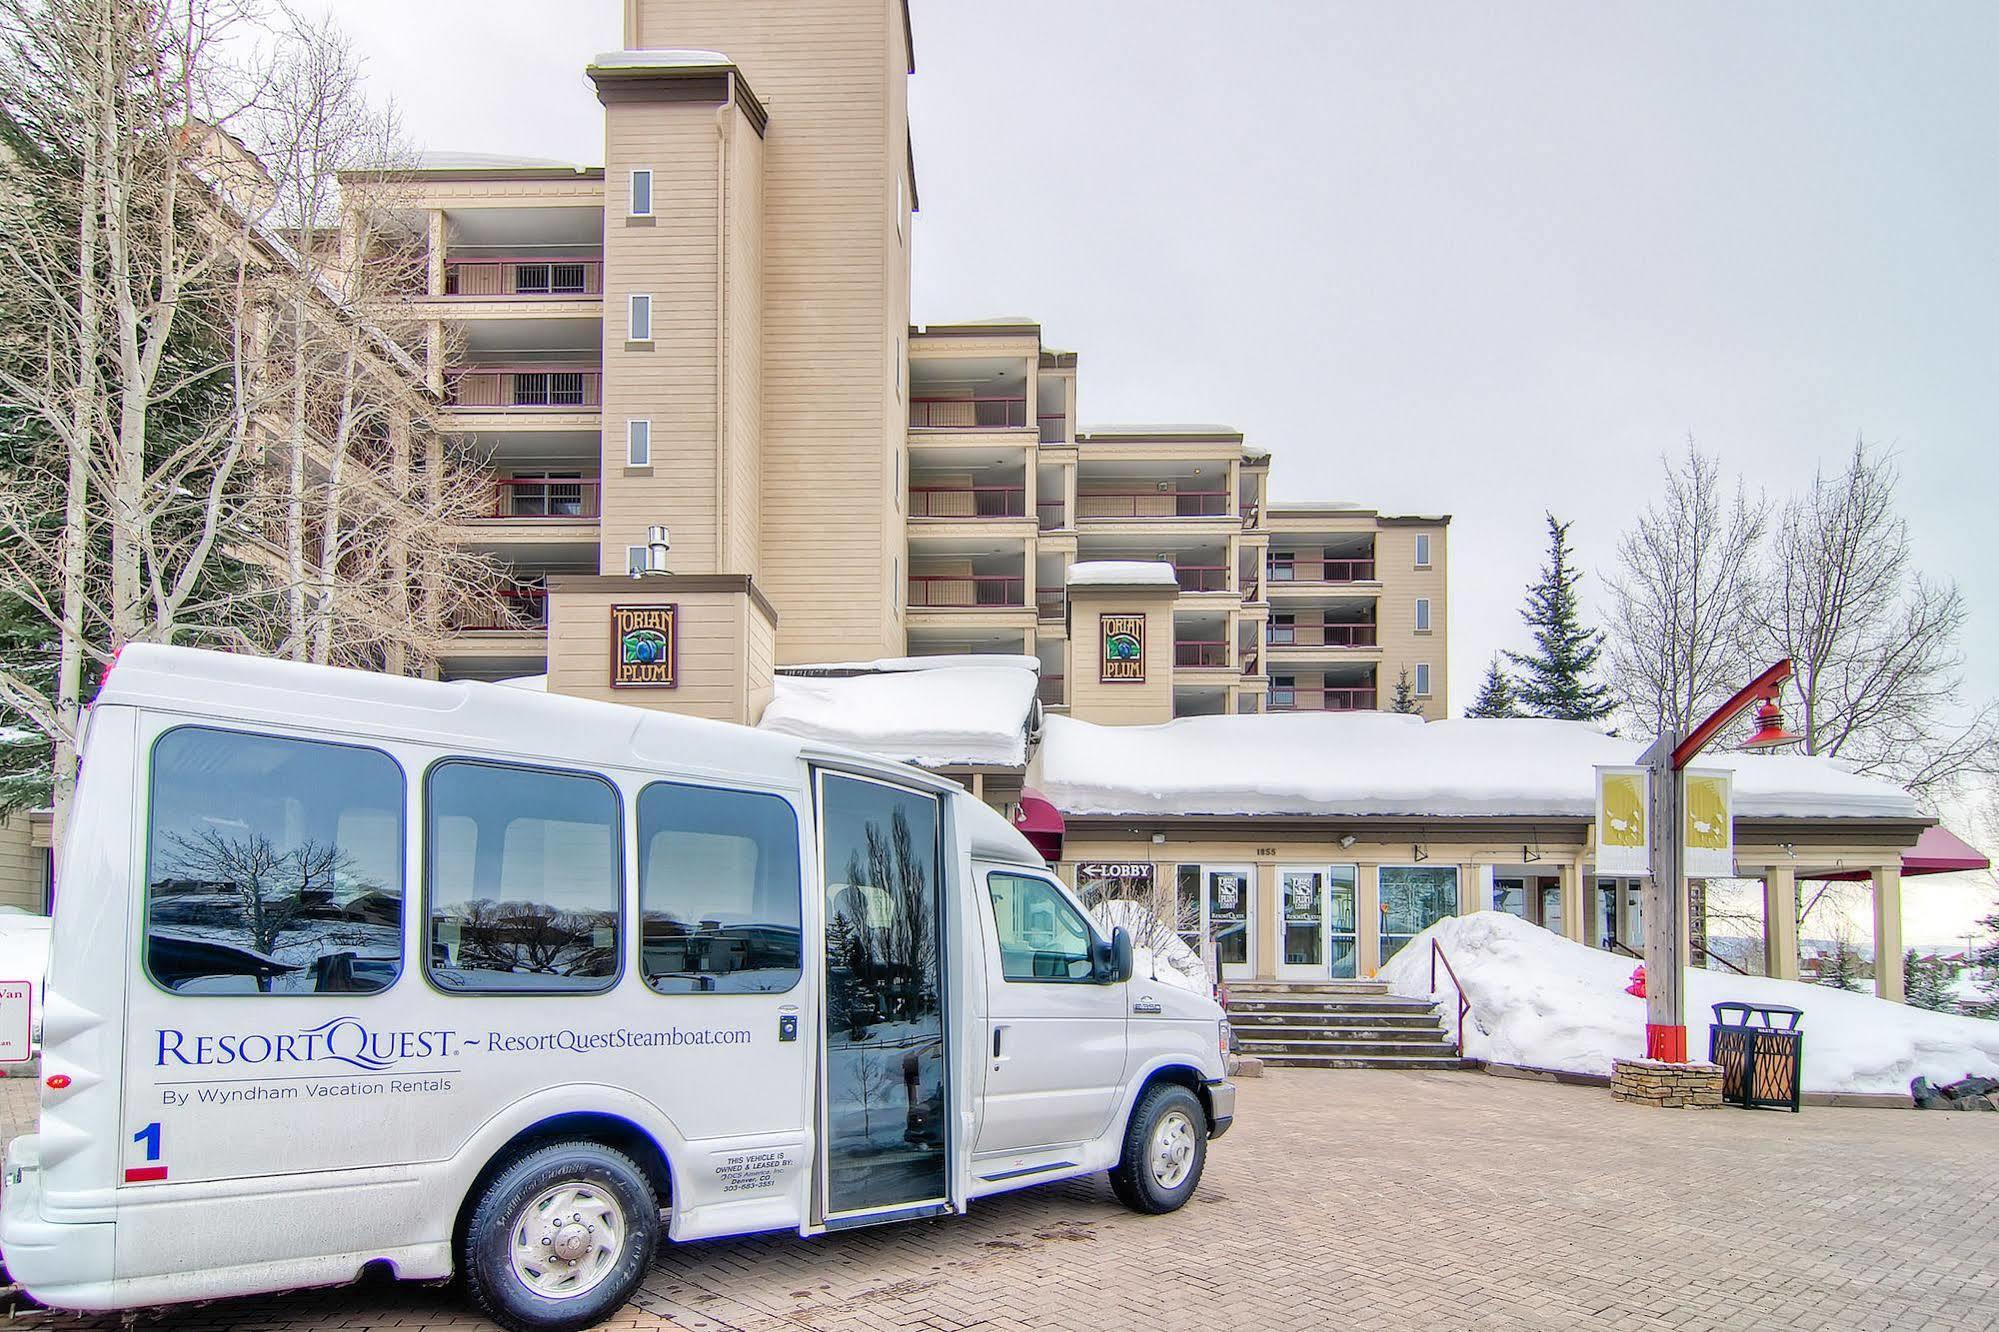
[0,646,1233,1330]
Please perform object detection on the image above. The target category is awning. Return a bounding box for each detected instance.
[1012,786,1065,862]
[1801,825,1991,881]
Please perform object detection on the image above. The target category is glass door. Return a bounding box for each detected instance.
[1205,866,1254,981]
[1276,867,1325,980]
[1378,865,1461,965]
[1327,866,1358,979]
[817,772,948,1222]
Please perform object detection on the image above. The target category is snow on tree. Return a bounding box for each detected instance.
[1464,655,1521,719]
[1902,949,1958,1014]
[1505,514,1613,723]
[1816,935,1864,993]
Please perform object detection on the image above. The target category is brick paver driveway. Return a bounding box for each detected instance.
[4,1069,1996,1330]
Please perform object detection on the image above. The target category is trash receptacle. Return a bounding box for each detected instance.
[1709,1002,1803,1112]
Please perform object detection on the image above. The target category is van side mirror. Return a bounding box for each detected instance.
[1109,927,1134,984]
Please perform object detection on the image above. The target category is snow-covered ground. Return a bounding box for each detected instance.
[1089,899,1211,995]
[1381,911,1999,1095]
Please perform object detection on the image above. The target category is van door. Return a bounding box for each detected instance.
[971,868,1126,1162]
[815,772,950,1224]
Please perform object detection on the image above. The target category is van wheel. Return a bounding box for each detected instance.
[462,1141,659,1332]
[1110,1083,1207,1214]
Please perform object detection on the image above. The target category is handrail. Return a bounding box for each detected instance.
[1429,938,1471,1054]
[1605,935,1745,975]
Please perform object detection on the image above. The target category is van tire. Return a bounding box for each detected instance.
[461,1140,660,1332]
[1110,1083,1207,1214]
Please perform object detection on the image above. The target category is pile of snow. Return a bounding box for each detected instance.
[1381,912,1999,1095]
[758,664,1037,767]
[494,674,548,692]
[785,655,1040,674]
[1089,899,1212,996]
[1033,711,1919,821]
[1065,561,1180,588]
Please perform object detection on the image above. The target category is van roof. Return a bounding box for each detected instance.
[97,647,1040,865]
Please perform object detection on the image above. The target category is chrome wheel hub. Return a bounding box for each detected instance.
[509,1181,625,1300]
[1149,1109,1198,1190]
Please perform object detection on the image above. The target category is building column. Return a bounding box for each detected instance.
[1255,862,1279,982]
[1357,864,1382,978]
[1872,865,1905,1003]
[1559,862,1587,944]
[1762,868,1799,982]
[426,209,446,297]
[1062,462,1077,529]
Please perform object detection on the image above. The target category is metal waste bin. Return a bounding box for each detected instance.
[1709,1002,1803,1112]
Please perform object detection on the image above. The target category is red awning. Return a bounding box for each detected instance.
[1012,786,1065,862]
[1802,825,1991,881]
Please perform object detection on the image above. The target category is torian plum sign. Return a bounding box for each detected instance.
[1100,613,1146,683]
[610,604,677,688]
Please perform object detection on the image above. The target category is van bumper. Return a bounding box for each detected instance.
[1204,1079,1236,1139]
[1,1136,117,1310]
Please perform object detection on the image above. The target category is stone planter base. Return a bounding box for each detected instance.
[1610,1057,1723,1109]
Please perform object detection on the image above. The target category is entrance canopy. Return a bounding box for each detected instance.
[1011,786,1065,861]
[1801,824,1990,881]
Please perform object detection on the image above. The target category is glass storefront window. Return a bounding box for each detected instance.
[1327,866,1358,979]
[1379,865,1460,963]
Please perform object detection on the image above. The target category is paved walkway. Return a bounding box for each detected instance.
[2,1069,1995,1330]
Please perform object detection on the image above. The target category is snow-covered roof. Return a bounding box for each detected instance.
[1032,712,1924,822]
[410,152,589,173]
[758,663,1038,768]
[1066,561,1180,589]
[780,655,1039,675]
[589,49,732,71]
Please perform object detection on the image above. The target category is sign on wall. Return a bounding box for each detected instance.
[1099,613,1146,683]
[610,604,678,688]
[1682,768,1735,878]
[1595,765,1650,877]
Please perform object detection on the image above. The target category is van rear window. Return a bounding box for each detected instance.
[425,761,621,993]
[637,781,802,993]
[145,727,406,996]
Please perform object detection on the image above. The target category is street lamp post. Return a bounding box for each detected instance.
[1641,660,1801,1062]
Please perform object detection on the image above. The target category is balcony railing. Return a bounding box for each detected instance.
[908,396,1028,429]
[1037,413,1068,443]
[1268,556,1377,584]
[454,588,547,632]
[1038,674,1065,705]
[907,574,1026,608]
[1267,623,1378,648]
[1241,648,1260,677]
[484,478,601,520]
[1076,491,1231,520]
[1036,499,1066,531]
[1268,687,1377,712]
[447,367,604,412]
[1175,564,1229,593]
[1036,588,1065,621]
[907,485,1026,519]
[443,258,604,298]
[1175,640,1230,669]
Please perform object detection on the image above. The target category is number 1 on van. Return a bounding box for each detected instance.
[125,1123,167,1183]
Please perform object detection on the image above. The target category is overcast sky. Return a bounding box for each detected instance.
[301,0,1997,941]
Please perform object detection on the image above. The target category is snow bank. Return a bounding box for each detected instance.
[758,665,1036,767]
[1089,899,1211,995]
[1034,712,1919,821]
[1381,912,1999,1095]
[784,655,1040,675]
[1066,561,1180,588]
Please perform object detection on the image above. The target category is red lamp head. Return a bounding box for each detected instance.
[1741,694,1802,750]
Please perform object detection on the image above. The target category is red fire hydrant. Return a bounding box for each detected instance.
[1625,964,1646,998]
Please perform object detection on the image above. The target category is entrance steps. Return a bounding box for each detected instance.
[1225,980,1464,1071]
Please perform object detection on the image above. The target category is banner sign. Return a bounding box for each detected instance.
[610,604,678,688]
[1595,765,1651,877]
[1682,768,1735,878]
[1099,613,1146,683]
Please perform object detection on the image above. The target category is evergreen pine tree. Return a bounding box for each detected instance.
[1465,655,1522,719]
[1506,514,1613,722]
[1966,906,1999,1018]
[1903,948,1957,1013]
[1817,937,1863,992]
[1390,668,1421,714]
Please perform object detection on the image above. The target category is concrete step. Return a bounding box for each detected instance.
[1232,1024,1455,1045]
[1226,980,1389,996]
[1229,1010,1447,1030]
[1227,996,1441,1017]
[1257,1053,1470,1071]
[1236,1036,1457,1058]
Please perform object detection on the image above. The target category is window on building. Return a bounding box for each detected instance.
[630,168,653,217]
[504,471,585,518]
[1415,597,1431,633]
[627,419,651,468]
[627,545,648,576]
[638,782,802,993]
[987,872,1097,981]
[1379,865,1459,963]
[1414,533,1432,568]
[145,727,405,995]
[628,293,653,342]
[1415,663,1432,697]
[426,761,620,992]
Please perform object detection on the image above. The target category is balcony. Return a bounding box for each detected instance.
[908,485,1027,520]
[909,397,1029,430]
[1076,490,1231,521]
[453,588,548,632]
[443,258,604,299]
[1036,498,1066,531]
[1038,674,1066,705]
[447,367,603,412]
[480,477,602,521]
[1174,640,1230,669]
[1268,556,1377,584]
[907,574,1026,609]
[1268,623,1378,649]
[1268,687,1377,712]
[1036,587,1065,621]
[1175,564,1229,593]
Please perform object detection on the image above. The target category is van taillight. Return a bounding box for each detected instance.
[44,1074,70,1090]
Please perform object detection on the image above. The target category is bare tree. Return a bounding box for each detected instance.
[1764,443,1997,802]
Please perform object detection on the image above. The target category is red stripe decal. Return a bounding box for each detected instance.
[123,1166,168,1183]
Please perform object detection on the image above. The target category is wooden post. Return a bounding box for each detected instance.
[1872,865,1905,1003]
[1763,867,1799,982]
[1642,734,1688,1061]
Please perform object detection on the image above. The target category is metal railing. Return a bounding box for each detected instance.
[1430,938,1471,1054]
[1267,623,1378,648]
[1037,412,1068,443]
[1267,557,1377,584]
[1240,648,1260,677]
[1175,640,1229,668]
[907,485,1026,519]
[442,258,604,298]
[454,587,547,632]
[1075,490,1232,520]
[908,396,1028,429]
[906,574,1026,608]
[447,368,604,411]
[1037,674,1065,705]
[1174,564,1229,593]
[1267,687,1378,711]
[1036,499,1066,531]
[1035,588,1066,621]
[485,478,601,520]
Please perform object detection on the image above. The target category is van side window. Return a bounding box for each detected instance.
[986,872,1096,982]
[145,727,405,995]
[425,761,620,992]
[637,782,802,993]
